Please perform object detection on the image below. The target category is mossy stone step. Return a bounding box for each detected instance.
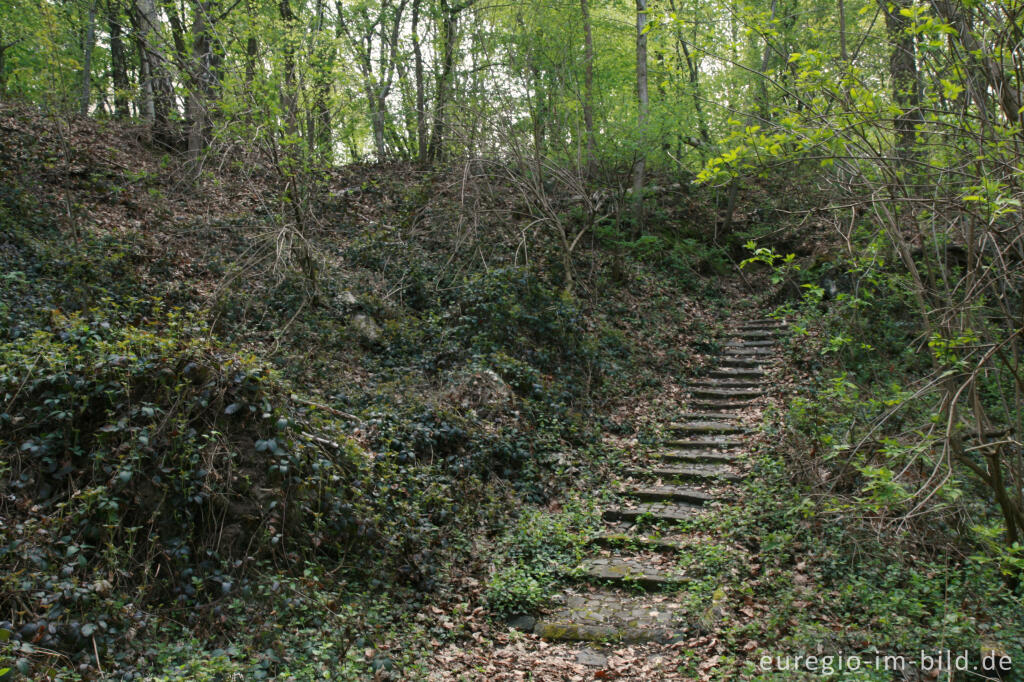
[719,357,773,368]
[731,330,782,340]
[662,436,745,449]
[581,557,689,588]
[723,348,774,357]
[690,377,764,388]
[644,464,742,482]
[678,411,744,421]
[532,593,687,643]
[709,368,766,378]
[621,484,716,504]
[533,621,684,644]
[653,449,740,464]
[590,532,684,552]
[723,340,775,348]
[603,501,702,522]
[733,325,785,333]
[738,317,786,325]
[688,387,765,399]
[688,400,757,410]
[666,420,746,435]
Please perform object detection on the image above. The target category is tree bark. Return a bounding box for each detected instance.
[81,0,98,115]
[108,0,130,118]
[631,0,649,236]
[134,0,173,140]
[188,1,217,175]
[412,0,427,165]
[279,0,298,137]
[427,0,459,164]
[581,0,595,175]
[309,0,333,161]
[882,0,923,162]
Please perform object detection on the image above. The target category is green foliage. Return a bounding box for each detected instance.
[486,500,601,616]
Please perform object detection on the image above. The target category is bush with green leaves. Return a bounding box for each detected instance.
[486,500,601,616]
[0,302,431,673]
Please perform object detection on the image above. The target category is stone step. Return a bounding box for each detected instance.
[643,464,742,482]
[603,500,702,522]
[688,399,757,410]
[590,531,686,552]
[678,411,743,421]
[532,592,687,643]
[690,378,765,389]
[621,484,716,504]
[722,348,774,357]
[662,436,746,449]
[733,325,778,333]
[709,368,766,378]
[736,320,786,327]
[723,340,775,348]
[581,557,688,588]
[653,449,740,464]
[730,331,781,340]
[719,357,773,369]
[533,620,683,644]
[666,421,746,435]
[689,387,765,399]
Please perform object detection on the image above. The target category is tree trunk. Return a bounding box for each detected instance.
[188,1,216,175]
[310,0,333,161]
[108,0,130,118]
[631,0,649,236]
[0,29,9,98]
[279,0,298,137]
[882,0,922,163]
[581,0,595,175]
[81,0,98,115]
[134,0,173,140]
[427,0,458,164]
[412,0,427,165]
[756,0,777,122]
[244,0,258,90]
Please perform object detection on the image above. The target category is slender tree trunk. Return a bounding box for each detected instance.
[108,0,130,118]
[0,26,8,98]
[310,0,332,161]
[581,0,595,175]
[244,0,258,90]
[134,0,155,122]
[81,0,98,115]
[631,0,649,236]
[134,0,172,140]
[412,0,427,164]
[279,0,298,136]
[188,1,216,175]
[882,0,922,162]
[838,0,848,62]
[0,32,9,98]
[371,92,387,159]
[427,0,458,164]
[756,0,777,121]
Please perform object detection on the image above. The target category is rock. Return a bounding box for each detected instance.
[443,368,512,414]
[576,648,608,667]
[508,614,536,632]
[350,313,382,346]
[337,290,358,306]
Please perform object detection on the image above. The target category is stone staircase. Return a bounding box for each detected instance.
[526,317,786,644]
